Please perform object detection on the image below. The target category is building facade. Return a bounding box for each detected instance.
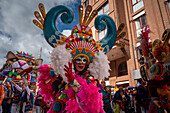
[82,0,170,87]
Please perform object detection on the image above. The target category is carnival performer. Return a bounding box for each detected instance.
[32,2,123,113]
[10,77,34,113]
[139,27,170,113]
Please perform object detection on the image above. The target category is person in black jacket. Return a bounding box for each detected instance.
[136,79,149,113]
[11,77,34,113]
[35,91,42,113]
[113,85,130,113]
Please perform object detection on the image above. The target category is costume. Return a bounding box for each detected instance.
[0,83,4,107]
[0,51,39,113]
[14,84,34,113]
[139,26,170,113]
[32,3,122,113]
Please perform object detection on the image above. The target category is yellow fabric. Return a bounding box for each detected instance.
[113,103,120,113]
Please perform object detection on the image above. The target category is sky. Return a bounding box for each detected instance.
[0,0,81,67]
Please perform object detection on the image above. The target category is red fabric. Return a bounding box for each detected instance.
[18,67,32,75]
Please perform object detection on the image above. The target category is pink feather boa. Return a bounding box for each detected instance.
[38,64,56,102]
[65,74,104,113]
[39,69,104,113]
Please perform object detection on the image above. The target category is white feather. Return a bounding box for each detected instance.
[50,44,72,83]
[88,51,110,80]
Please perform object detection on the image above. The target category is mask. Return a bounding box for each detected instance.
[74,56,87,64]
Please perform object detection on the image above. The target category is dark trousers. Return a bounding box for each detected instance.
[2,102,11,113]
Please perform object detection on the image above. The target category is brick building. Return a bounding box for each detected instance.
[81,0,170,87]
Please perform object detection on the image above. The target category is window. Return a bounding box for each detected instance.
[134,15,147,38]
[131,0,144,12]
[98,2,110,15]
[98,2,109,40]
[118,62,128,76]
[84,0,89,8]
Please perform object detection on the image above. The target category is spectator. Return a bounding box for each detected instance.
[11,77,34,113]
[11,82,22,113]
[41,96,50,113]
[34,91,42,113]
[2,82,12,113]
[136,79,148,113]
[101,81,113,113]
[113,85,130,113]
[128,88,135,113]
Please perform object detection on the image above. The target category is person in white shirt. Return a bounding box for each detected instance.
[11,77,33,113]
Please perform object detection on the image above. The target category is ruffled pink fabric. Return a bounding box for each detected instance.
[38,64,56,102]
[65,74,104,113]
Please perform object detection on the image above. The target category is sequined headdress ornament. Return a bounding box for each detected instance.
[33,3,120,82]
[64,5,101,64]
[16,51,36,61]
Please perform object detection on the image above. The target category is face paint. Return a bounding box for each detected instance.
[75,56,88,64]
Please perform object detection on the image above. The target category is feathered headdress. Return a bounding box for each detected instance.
[33,3,125,82]
[139,27,170,82]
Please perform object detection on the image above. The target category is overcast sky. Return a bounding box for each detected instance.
[0,0,80,67]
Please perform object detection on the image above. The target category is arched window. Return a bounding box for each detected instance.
[118,62,128,76]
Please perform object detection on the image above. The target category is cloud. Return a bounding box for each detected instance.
[62,30,72,37]
[0,0,79,68]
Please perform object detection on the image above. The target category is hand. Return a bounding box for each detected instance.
[117,100,122,103]
[64,62,74,83]
[22,77,27,87]
[10,80,16,86]
[22,77,25,82]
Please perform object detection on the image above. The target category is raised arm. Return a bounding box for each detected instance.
[10,80,22,92]
[64,62,104,113]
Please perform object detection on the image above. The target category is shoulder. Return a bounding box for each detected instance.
[115,91,120,95]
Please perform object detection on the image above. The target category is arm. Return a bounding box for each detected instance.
[10,80,22,92]
[23,77,31,100]
[64,62,80,92]
[15,84,22,92]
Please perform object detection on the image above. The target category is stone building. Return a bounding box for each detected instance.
[81,0,170,87]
